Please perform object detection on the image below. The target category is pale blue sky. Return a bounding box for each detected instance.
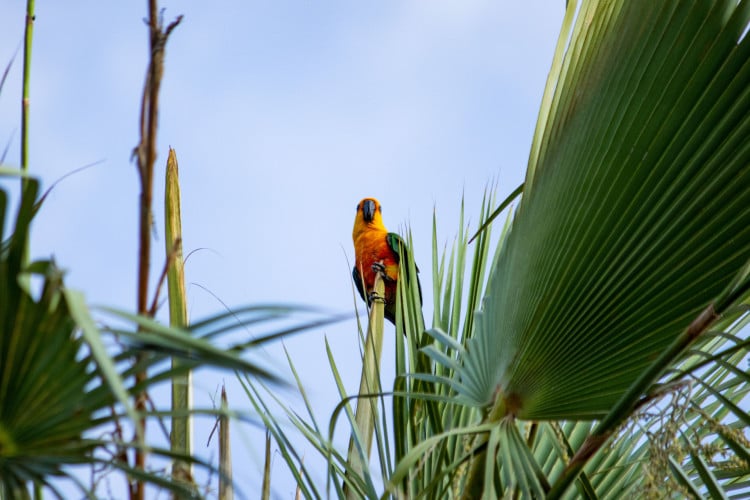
[0,1,562,497]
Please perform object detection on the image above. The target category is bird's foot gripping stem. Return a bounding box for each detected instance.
[371,261,395,283]
[368,261,387,304]
[368,291,386,304]
[371,261,386,276]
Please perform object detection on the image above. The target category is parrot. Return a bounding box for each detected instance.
[352,197,422,325]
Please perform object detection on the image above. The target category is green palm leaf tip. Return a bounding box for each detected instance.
[459,0,750,419]
[165,147,194,487]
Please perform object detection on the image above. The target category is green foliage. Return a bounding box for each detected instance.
[4,0,748,496]
[457,0,750,420]
[242,0,750,498]
[0,172,341,497]
[345,272,386,498]
[0,178,96,498]
[237,194,504,497]
[242,192,750,498]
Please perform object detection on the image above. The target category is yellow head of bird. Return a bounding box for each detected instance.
[353,197,386,238]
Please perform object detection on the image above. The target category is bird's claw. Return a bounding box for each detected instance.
[371,261,386,276]
[368,291,386,304]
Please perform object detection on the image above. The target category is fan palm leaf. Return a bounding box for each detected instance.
[0,173,341,497]
[455,0,750,421]
[424,0,750,496]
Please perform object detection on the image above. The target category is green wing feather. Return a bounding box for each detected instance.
[386,232,423,305]
[352,233,423,315]
[352,266,367,304]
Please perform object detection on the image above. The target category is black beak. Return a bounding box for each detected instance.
[362,199,376,222]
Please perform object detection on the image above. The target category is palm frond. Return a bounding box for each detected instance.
[0,172,343,496]
[458,0,750,420]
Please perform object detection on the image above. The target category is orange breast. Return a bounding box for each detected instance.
[354,230,399,303]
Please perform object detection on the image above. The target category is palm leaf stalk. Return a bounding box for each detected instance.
[164,147,194,491]
[344,272,386,499]
[219,386,233,500]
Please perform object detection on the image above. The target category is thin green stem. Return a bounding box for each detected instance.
[20,0,34,267]
[21,0,34,178]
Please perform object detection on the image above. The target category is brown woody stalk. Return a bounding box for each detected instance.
[131,2,182,499]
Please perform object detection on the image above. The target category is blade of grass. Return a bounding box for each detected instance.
[238,376,321,499]
[467,182,523,244]
[63,289,142,443]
